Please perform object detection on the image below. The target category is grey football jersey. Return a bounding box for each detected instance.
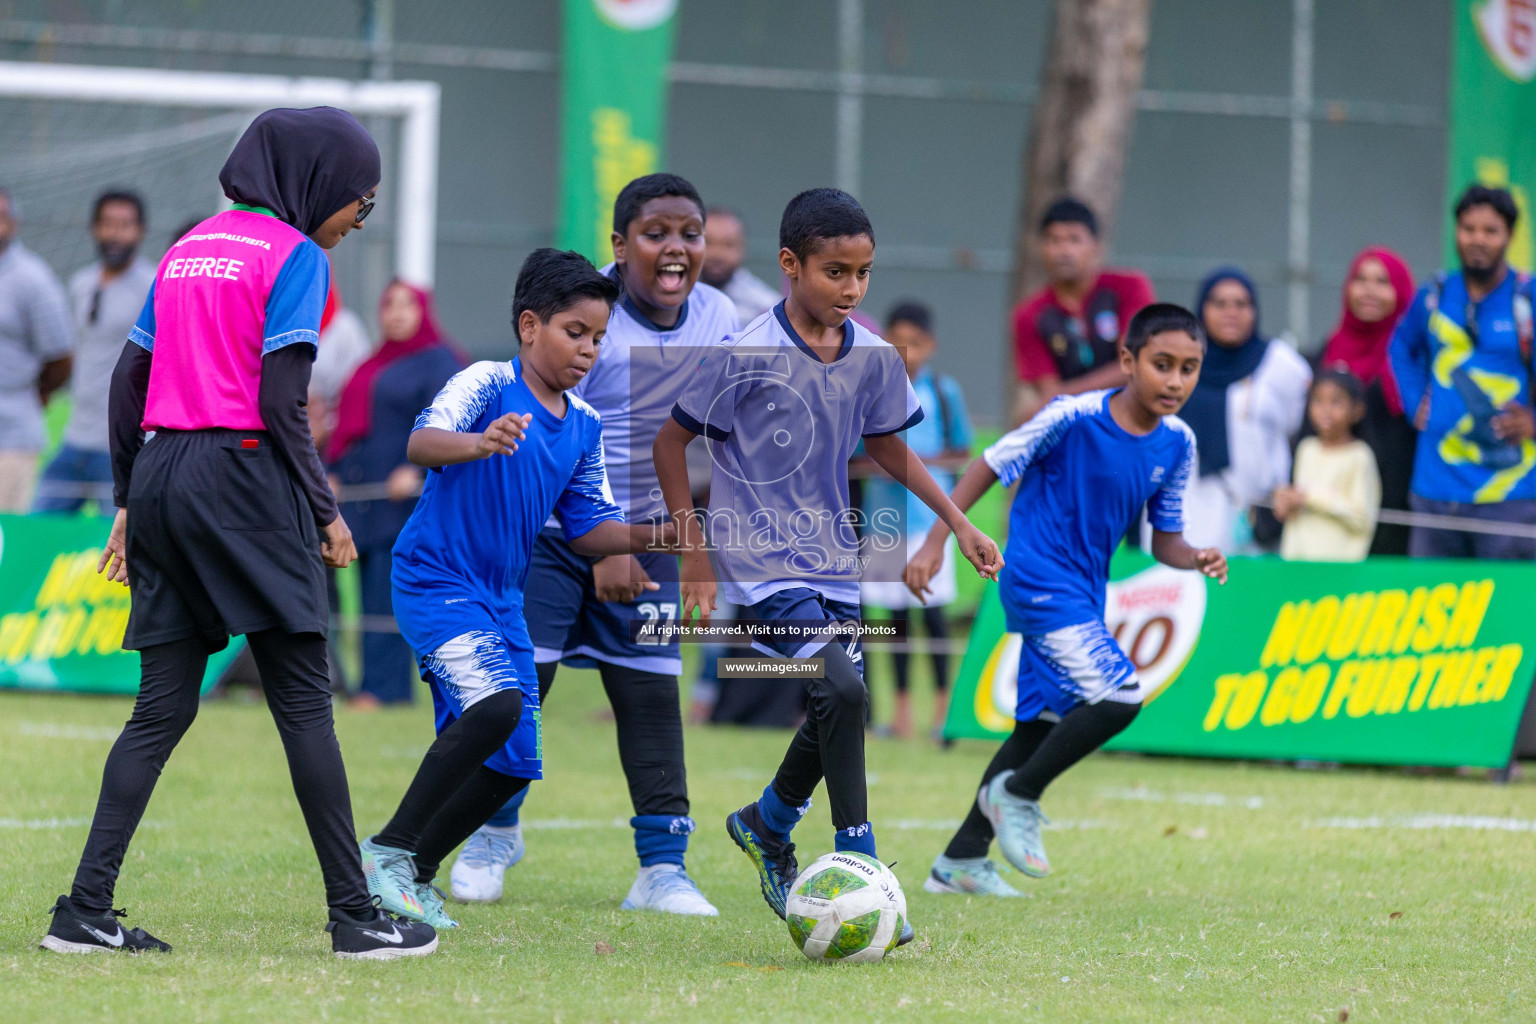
[672,303,922,605]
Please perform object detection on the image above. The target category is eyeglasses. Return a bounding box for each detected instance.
[355,194,376,224]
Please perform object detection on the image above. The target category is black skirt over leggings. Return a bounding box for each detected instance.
[123,429,328,651]
[71,428,371,916]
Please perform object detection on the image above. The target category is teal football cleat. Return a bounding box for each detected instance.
[725,803,798,920]
[413,881,459,930]
[978,772,1051,877]
[359,836,426,921]
[923,854,1027,897]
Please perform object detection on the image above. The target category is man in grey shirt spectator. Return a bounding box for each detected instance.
[702,207,780,325]
[35,190,154,513]
[0,186,73,512]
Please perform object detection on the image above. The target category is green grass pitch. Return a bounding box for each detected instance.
[3,668,1535,1023]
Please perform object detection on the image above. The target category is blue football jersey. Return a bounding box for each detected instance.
[391,357,624,656]
[985,390,1196,634]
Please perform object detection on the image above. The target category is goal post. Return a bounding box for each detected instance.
[0,59,440,283]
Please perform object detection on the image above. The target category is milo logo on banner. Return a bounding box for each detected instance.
[966,564,1206,732]
[1475,0,1536,81]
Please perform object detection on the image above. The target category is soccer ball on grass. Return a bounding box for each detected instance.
[785,851,906,963]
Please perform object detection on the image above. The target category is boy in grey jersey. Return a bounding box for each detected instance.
[654,188,1002,940]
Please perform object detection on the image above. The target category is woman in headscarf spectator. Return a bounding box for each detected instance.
[308,277,374,449]
[327,281,463,706]
[1317,247,1416,554]
[1180,267,1312,552]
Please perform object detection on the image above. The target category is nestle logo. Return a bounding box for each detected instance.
[1114,584,1182,612]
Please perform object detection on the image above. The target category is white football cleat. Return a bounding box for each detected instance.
[621,864,719,916]
[449,823,524,903]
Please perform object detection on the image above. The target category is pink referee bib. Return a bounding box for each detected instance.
[138,209,320,431]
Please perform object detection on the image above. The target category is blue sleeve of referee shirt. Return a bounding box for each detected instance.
[128,281,157,352]
[263,240,328,354]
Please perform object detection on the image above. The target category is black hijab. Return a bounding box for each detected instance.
[218,107,381,237]
[1182,266,1270,476]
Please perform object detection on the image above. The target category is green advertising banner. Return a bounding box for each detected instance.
[946,553,1536,769]
[0,515,238,694]
[1447,0,1536,269]
[556,0,678,263]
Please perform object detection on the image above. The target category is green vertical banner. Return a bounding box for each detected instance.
[556,0,679,263]
[1447,0,1536,269]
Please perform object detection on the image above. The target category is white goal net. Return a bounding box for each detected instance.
[0,61,440,299]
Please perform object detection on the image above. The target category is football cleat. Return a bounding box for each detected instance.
[621,864,719,916]
[979,772,1051,877]
[449,823,524,904]
[726,803,799,920]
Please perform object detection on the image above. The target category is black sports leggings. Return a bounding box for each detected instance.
[411,659,691,879]
[889,606,951,695]
[71,631,373,916]
[537,659,691,818]
[769,640,869,832]
[944,699,1141,860]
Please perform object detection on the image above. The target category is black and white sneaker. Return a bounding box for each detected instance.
[327,904,437,960]
[39,895,171,954]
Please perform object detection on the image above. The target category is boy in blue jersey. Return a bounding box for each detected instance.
[654,189,1003,943]
[356,249,675,930]
[449,174,737,915]
[907,303,1227,898]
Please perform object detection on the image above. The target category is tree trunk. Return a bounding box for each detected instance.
[1010,0,1151,305]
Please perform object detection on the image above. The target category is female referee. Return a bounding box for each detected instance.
[40,107,436,960]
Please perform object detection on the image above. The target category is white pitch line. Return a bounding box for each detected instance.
[517,816,1111,832]
[0,816,93,830]
[16,721,121,741]
[1099,786,1265,809]
[1309,814,1536,833]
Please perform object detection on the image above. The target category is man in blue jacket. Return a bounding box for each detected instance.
[1390,184,1536,559]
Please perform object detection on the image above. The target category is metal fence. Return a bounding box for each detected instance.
[0,0,1450,422]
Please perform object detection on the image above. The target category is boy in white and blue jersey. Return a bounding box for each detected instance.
[907,303,1228,899]
[452,175,737,916]
[357,250,674,931]
[654,189,1003,943]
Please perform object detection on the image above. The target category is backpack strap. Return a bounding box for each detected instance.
[933,373,956,451]
[1425,270,1449,315]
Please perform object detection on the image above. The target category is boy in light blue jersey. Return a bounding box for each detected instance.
[654,189,1003,945]
[451,174,737,915]
[908,303,1227,899]
[357,249,674,931]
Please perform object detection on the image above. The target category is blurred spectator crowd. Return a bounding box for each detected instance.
[2,180,1532,736]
